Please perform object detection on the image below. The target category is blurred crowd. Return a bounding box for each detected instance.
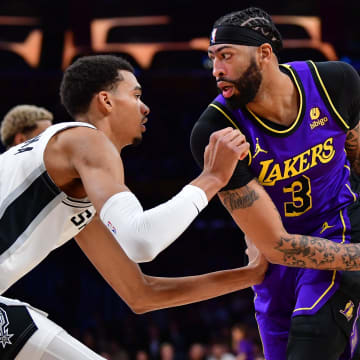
[72,296,265,360]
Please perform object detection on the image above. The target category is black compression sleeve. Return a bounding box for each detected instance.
[315,61,360,129]
[190,105,255,190]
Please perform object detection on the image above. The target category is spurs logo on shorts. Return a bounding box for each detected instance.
[0,307,14,348]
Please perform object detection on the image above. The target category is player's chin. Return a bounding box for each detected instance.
[131,135,143,147]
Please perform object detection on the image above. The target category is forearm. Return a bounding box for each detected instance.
[227,203,360,271]
[238,223,360,271]
[99,186,208,263]
[219,180,360,271]
[77,216,266,314]
[190,173,225,201]
[270,233,360,271]
[138,266,261,313]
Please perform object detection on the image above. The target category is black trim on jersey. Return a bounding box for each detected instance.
[61,202,92,209]
[42,172,92,209]
[0,305,37,360]
[65,197,91,204]
[41,171,62,196]
[0,171,61,256]
[307,61,349,132]
[62,196,92,209]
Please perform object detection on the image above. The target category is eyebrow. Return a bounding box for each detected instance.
[133,85,142,91]
[208,45,235,55]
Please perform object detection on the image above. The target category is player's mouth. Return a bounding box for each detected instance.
[217,81,235,98]
[141,117,148,131]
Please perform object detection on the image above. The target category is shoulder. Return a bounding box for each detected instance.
[46,124,121,174]
[191,101,237,163]
[314,60,357,73]
[311,61,360,129]
[313,61,360,88]
[192,101,237,140]
[57,125,117,155]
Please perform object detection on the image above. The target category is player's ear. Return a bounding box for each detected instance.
[257,43,272,66]
[97,91,112,115]
[13,133,27,146]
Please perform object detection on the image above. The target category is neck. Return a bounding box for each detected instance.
[74,113,93,126]
[75,114,126,153]
[247,67,299,126]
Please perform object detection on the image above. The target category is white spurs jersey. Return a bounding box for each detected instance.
[0,122,96,294]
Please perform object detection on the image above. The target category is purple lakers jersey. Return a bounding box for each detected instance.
[213,61,358,317]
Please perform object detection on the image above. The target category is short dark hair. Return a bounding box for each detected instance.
[213,7,283,55]
[60,54,135,117]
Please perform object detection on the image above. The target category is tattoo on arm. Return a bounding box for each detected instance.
[346,122,360,174]
[221,185,259,211]
[274,234,360,270]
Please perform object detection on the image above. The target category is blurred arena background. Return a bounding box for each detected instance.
[0,0,359,359]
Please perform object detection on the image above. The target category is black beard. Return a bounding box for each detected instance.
[221,58,262,110]
[131,136,143,147]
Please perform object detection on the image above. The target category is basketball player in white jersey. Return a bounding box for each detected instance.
[0,54,267,359]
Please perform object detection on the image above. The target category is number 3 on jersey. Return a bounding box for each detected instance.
[283,175,312,217]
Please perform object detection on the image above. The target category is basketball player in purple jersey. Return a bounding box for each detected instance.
[191,7,360,360]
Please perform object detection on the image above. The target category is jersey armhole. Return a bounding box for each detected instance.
[210,101,253,166]
[307,60,350,132]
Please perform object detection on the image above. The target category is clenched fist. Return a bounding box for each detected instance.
[203,127,250,188]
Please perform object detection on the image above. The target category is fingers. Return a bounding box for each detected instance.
[210,128,248,151]
[216,128,243,143]
[245,236,261,262]
[225,129,245,144]
[238,142,250,160]
[221,130,250,161]
[208,127,234,146]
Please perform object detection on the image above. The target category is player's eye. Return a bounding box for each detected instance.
[221,53,232,60]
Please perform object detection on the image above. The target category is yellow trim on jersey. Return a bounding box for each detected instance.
[209,103,253,166]
[344,164,351,172]
[340,209,347,244]
[293,209,346,313]
[245,64,303,134]
[293,271,337,312]
[309,60,349,130]
[210,103,238,128]
[345,183,357,202]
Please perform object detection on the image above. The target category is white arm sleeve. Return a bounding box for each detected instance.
[99,185,208,263]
